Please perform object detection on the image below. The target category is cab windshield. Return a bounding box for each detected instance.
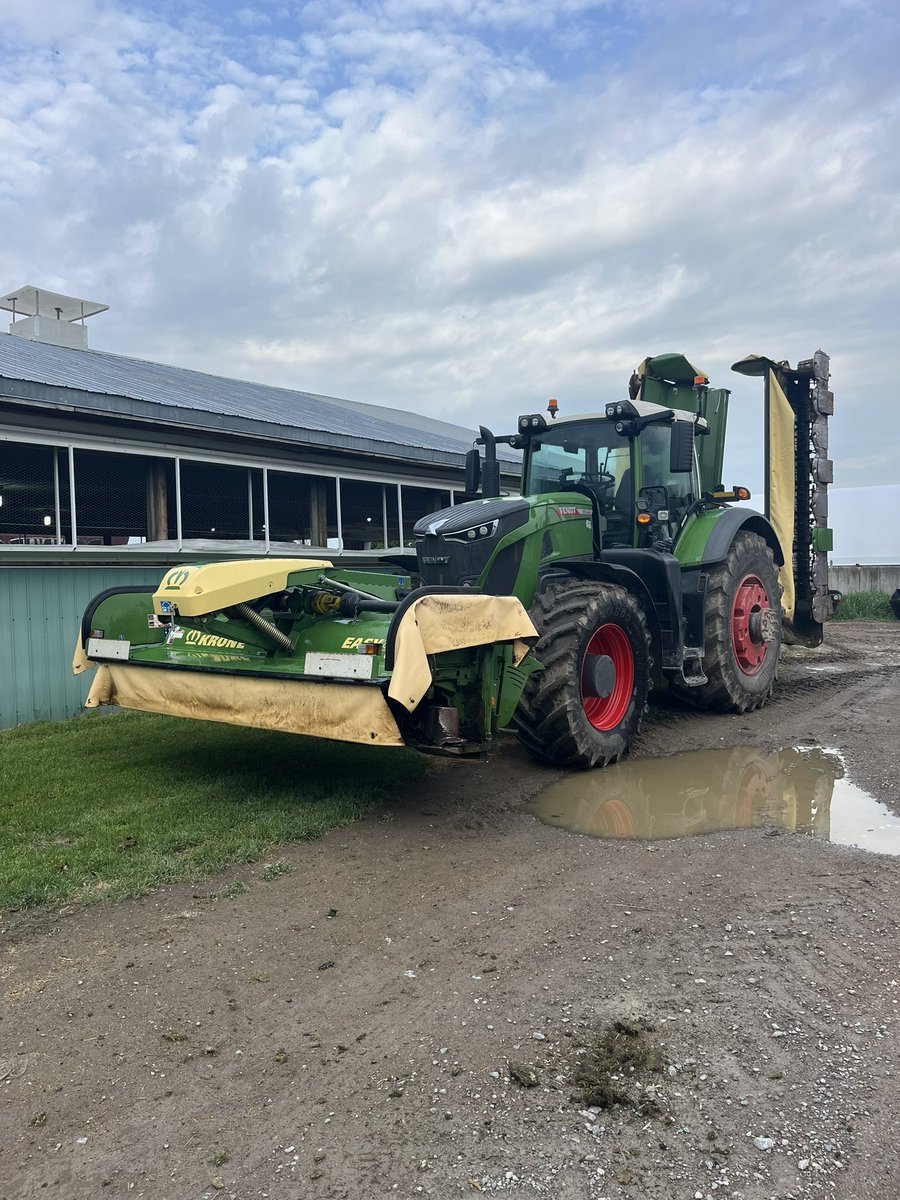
[525,419,630,494]
[525,416,701,547]
[525,419,634,544]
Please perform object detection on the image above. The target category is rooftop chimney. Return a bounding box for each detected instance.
[1,284,108,349]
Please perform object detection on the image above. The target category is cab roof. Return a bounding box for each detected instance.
[548,399,696,425]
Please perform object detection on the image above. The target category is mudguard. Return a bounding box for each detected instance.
[699,507,784,568]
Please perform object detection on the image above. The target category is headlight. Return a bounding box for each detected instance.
[445,519,499,543]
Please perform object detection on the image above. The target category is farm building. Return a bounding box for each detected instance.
[0,285,515,727]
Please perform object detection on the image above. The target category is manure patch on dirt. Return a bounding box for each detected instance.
[572,1017,666,1113]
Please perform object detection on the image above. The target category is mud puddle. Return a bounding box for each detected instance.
[528,746,900,854]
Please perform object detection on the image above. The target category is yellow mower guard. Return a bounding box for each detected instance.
[84,664,405,746]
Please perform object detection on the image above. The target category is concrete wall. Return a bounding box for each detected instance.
[829,564,900,595]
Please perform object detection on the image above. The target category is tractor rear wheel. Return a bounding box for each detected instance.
[687,531,782,713]
[513,582,651,769]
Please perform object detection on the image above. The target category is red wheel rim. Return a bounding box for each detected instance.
[581,623,634,731]
[731,573,772,675]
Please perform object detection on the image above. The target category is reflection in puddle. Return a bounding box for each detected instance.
[527,747,900,855]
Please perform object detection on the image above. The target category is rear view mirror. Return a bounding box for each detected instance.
[464,448,481,495]
[670,421,694,473]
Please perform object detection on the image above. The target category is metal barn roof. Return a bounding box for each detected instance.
[0,334,515,469]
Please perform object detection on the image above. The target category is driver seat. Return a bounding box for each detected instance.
[600,468,632,547]
[613,468,632,516]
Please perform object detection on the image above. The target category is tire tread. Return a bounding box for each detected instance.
[682,532,783,713]
[513,580,652,768]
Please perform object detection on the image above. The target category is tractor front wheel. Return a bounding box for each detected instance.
[688,531,783,712]
[513,582,651,769]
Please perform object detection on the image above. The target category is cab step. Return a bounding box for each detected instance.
[678,648,708,687]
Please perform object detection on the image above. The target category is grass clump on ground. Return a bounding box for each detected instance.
[0,712,426,911]
[832,590,895,621]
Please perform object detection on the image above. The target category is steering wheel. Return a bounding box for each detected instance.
[558,467,616,493]
[596,470,617,493]
[584,470,617,495]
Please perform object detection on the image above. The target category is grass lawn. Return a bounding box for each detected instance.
[832,591,895,621]
[0,712,427,911]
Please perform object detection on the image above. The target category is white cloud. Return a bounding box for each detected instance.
[0,0,898,494]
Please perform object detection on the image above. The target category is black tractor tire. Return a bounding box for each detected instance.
[513,581,652,769]
[683,531,783,713]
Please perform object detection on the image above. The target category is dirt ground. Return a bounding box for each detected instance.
[2,622,899,1200]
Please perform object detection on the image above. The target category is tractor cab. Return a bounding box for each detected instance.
[521,402,704,549]
[411,394,708,596]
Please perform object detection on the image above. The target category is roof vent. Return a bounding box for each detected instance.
[1,284,108,350]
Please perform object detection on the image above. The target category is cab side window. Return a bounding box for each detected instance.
[639,424,696,534]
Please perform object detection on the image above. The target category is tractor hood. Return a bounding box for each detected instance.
[413,496,531,539]
[413,497,532,591]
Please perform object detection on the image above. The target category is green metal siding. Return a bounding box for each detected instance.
[0,566,162,729]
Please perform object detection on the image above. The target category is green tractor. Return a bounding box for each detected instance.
[74,350,839,769]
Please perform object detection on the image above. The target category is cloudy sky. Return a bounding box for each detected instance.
[1,0,898,551]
